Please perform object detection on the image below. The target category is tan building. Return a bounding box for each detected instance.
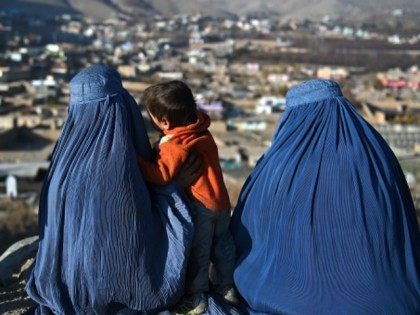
[118,65,137,78]
[317,67,349,81]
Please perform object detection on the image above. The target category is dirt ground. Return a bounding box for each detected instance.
[0,280,35,315]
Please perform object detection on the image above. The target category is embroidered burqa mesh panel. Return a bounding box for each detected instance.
[232,80,420,314]
[26,65,194,314]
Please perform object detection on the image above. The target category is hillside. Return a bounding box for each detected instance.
[1,0,419,20]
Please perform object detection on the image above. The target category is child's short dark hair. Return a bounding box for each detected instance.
[141,80,197,127]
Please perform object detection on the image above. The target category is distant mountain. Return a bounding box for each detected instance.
[1,0,419,20]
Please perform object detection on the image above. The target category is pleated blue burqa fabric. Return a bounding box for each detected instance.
[26,65,194,314]
[231,80,420,314]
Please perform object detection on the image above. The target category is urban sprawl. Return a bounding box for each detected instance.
[0,10,419,235]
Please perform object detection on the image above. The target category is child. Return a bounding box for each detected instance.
[137,81,238,314]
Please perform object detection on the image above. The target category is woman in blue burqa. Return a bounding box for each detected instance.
[232,79,419,314]
[26,65,201,314]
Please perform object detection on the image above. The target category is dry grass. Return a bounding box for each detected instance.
[0,199,38,255]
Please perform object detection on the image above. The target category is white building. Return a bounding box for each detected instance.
[227,117,267,131]
[256,96,286,114]
[6,175,17,198]
[156,72,183,80]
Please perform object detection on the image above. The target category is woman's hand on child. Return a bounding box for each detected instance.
[175,151,202,188]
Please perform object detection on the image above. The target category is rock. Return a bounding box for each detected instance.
[0,237,39,287]
[19,258,35,282]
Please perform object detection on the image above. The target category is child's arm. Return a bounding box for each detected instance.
[137,142,189,185]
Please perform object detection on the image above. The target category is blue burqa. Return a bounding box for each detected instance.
[231,80,420,314]
[26,65,194,314]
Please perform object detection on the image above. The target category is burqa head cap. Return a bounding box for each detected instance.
[69,65,124,103]
[286,79,343,108]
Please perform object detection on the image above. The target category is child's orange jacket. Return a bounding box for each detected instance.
[137,112,231,211]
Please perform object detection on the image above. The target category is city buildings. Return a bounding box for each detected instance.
[0,8,418,217]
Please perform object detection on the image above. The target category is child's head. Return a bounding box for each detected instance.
[141,80,197,131]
